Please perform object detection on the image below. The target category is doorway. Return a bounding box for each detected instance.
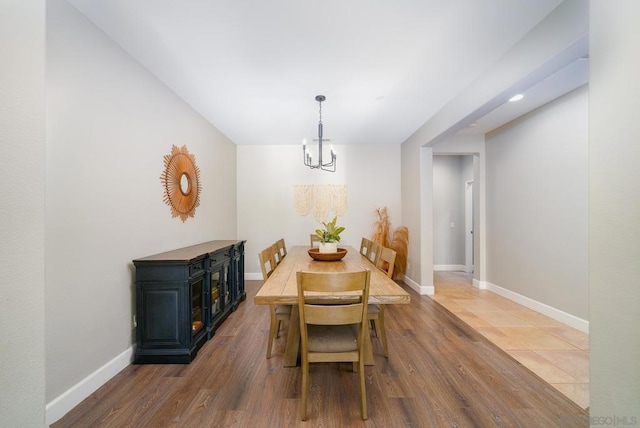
[465,180,474,273]
[432,154,474,273]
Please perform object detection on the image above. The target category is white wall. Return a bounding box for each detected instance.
[238,144,401,277]
[400,0,587,290]
[485,85,589,322]
[590,1,640,416]
[434,134,486,284]
[45,0,237,421]
[0,1,46,426]
[433,155,473,268]
[400,142,425,288]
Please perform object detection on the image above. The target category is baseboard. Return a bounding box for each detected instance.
[46,346,133,425]
[403,276,434,295]
[482,281,589,334]
[433,264,466,271]
[473,278,484,289]
[246,272,263,281]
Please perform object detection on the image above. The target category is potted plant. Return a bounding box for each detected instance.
[315,216,345,253]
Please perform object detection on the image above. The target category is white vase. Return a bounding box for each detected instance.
[319,242,338,253]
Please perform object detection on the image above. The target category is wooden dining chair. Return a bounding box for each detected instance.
[367,246,396,358]
[272,243,283,265]
[296,270,371,421]
[309,233,321,247]
[276,238,287,259]
[359,237,371,258]
[366,241,381,265]
[259,246,291,359]
[376,246,396,278]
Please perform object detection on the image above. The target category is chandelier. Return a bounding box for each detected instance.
[302,95,336,172]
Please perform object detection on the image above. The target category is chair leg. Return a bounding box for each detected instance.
[379,306,388,358]
[301,359,309,420]
[359,358,367,420]
[266,305,278,359]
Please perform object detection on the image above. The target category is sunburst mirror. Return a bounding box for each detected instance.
[160,145,201,222]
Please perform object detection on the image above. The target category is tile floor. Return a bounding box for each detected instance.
[431,271,589,410]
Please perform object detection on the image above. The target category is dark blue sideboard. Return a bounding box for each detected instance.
[133,240,246,364]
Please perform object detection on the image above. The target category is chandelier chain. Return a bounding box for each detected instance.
[302,94,336,172]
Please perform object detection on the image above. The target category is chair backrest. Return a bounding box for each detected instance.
[297,270,370,330]
[367,242,381,265]
[359,238,371,257]
[258,246,277,280]
[310,233,321,247]
[276,238,287,259]
[376,247,397,278]
[272,243,283,265]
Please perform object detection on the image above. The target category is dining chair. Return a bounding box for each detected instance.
[276,238,287,259]
[272,243,283,265]
[309,233,321,247]
[359,237,371,258]
[296,270,371,421]
[259,246,291,359]
[271,243,281,265]
[366,241,381,265]
[367,246,396,358]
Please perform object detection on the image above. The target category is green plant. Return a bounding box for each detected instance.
[315,216,345,243]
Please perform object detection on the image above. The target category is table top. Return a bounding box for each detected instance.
[254,245,411,305]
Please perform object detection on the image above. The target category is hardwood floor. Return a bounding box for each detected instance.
[53,280,588,427]
[432,271,590,410]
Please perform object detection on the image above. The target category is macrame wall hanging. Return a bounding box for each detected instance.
[160,145,201,222]
[294,184,347,222]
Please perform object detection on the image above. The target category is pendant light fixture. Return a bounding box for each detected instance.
[302,95,336,172]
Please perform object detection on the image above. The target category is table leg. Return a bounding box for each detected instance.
[283,306,300,367]
[363,323,374,365]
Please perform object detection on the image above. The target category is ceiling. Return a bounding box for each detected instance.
[66,0,586,146]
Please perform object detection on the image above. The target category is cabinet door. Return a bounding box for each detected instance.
[221,261,231,309]
[138,282,186,349]
[190,273,206,338]
[209,263,227,321]
[230,243,246,309]
[237,243,245,300]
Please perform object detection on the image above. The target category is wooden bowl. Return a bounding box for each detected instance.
[307,247,348,261]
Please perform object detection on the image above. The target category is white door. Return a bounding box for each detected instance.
[465,180,474,273]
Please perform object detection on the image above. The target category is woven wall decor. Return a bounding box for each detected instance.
[294,184,347,222]
[160,145,201,222]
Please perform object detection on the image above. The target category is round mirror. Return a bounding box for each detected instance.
[180,172,191,195]
[161,145,201,222]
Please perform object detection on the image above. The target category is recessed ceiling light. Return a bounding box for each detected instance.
[509,94,524,102]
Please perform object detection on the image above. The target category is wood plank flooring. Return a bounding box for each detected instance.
[53,280,588,427]
[432,271,589,409]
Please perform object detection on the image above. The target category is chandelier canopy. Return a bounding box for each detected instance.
[302,95,336,172]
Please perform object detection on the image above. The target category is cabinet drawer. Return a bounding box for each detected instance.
[209,251,230,265]
[189,258,206,276]
[135,263,188,281]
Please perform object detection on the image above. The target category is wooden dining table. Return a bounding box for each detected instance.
[254,245,411,366]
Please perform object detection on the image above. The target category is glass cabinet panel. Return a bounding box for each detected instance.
[191,276,204,335]
[211,269,221,318]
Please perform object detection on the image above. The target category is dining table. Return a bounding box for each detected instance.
[254,245,411,366]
